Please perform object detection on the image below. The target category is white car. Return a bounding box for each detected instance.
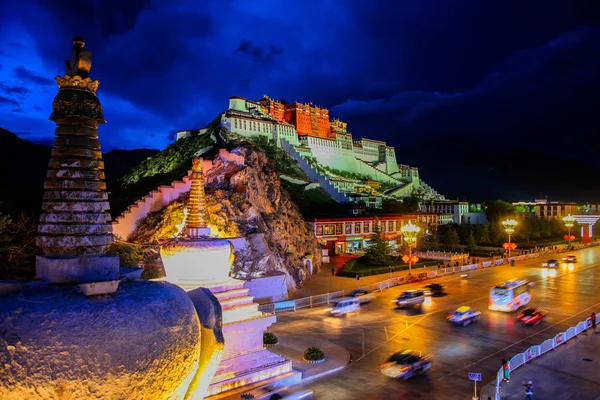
[326,298,359,316]
[447,306,481,326]
[562,254,577,263]
[393,290,425,308]
[380,350,432,380]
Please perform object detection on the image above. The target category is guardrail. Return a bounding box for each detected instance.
[258,242,599,314]
[492,313,599,400]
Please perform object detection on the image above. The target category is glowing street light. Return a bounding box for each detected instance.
[563,214,576,246]
[502,219,518,258]
[401,221,420,275]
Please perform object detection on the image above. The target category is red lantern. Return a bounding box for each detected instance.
[510,243,517,250]
[503,243,509,249]
[402,255,409,263]
[411,255,419,263]
[402,255,419,263]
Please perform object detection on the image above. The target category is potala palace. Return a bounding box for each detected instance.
[177,96,444,207]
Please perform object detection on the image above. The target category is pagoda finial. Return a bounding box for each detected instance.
[183,156,210,238]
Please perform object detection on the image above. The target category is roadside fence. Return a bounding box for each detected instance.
[492,313,600,400]
[258,242,599,314]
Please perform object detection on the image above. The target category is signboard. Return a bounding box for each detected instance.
[345,236,363,241]
[555,333,564,345]
[468,372,482,381]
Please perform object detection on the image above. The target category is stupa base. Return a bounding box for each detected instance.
[36,254,119,283]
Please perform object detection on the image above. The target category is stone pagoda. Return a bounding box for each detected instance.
[0,37,223,400]
[161,156,299,398]
[36,36,119,284]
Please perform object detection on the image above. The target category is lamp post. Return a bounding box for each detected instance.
[563,214,575,247]
[502,219,518,258]
[401,221,420,276]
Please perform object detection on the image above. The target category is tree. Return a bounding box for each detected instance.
[432,234,441,250]
[466,231,478,252]
[443,229,460,251]
[490,223,506,244]
[364,218,392,265]
[458,224,469,244]
[382,199,407,214]
[485,200,515,224]
[402,196,421,212]
[479,223,491,244]
[0,212,39,280]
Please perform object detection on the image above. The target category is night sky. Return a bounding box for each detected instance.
[1,1,599,165]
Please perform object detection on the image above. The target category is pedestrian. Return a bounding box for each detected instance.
[502,358,510,382]
[523,380,533,400]
[591,312,597,329]
[447,262,451,269]
[331,267,335,277]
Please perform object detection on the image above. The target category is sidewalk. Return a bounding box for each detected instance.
[481,329,600,400]
[269,335,351,381]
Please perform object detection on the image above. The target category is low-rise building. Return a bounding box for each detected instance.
[305,213,438,255]
[420,200,469,224]
[535,201,578,219]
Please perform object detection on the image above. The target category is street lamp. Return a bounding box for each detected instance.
[401,221,420,275]
[562,214,575,247]
[502,219,518,257]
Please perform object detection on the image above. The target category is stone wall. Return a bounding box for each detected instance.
[244,274,289,303]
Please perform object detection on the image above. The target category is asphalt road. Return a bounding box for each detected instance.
[271,246,600,399]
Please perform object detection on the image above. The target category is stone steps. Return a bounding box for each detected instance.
[208,349,294,397]
[218,295,255,310]
[222,302,261,324]
[212,287,249,301]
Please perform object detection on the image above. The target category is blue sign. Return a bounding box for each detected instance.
[468,372,482,381]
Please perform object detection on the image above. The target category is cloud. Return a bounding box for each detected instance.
[0,95,19,107]
[13,66,54,86]
[0,83,31,97]
[234,40,283,63]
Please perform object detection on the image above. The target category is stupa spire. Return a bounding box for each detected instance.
[36,37,119,283]
[183,155,210,238]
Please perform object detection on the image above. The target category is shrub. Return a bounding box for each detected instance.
[107,242,145,267]
[263,331,278,346]
[303,347,325,361]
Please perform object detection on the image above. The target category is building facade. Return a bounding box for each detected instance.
[535,202,578,219]
[178,95,445,203]
[420,200,469,224]
[305,213,438,255]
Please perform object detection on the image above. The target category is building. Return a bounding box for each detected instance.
[198,95,445,203]
[535,201,578,219]
[305,213,438,255]
[420,200,469,224]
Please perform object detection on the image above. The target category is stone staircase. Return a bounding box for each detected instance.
[204,279,299,397]
[112,174,192,240]
[280,139,349,203]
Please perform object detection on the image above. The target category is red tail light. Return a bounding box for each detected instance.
[488,300,493,306]
[380,362,393,369]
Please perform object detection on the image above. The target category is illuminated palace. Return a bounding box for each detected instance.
[177,96,444,204]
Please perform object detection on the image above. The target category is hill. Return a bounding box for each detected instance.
[0,128,158,214]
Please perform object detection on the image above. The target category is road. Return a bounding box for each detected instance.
[270,246,600,399]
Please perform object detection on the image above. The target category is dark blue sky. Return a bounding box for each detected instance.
[1,0,599,163]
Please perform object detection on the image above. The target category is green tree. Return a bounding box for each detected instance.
[443,229,460,251]
[364,218,392,265]
[402,196,421,212]
[479,223,491,244]
[538,218,552,238]
[490,223,506,244]
[466,231,478,252]
[382,199,407,214]
[485,200,515,224]
[432,234,441,250]
[473,223,484,243]
[458,224,469,244]
[515,217,532,245]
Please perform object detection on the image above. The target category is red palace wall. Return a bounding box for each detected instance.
[259,98,333,138]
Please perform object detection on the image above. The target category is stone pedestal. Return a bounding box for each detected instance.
[36,254,119,283]
[0,281,204,400]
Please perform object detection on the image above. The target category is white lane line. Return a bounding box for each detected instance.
[436,300,600,381]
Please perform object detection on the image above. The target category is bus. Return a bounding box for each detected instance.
[489,279,531,312]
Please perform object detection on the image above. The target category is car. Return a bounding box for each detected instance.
[517,307,548,325]
[419,283,444,296]
[348,289,376,304]
[447,306,481,326]
[542,259,559,268]
[562,254,577,263]
[326,298,359,316]
[380,350,432,380]
[393,290,425,308]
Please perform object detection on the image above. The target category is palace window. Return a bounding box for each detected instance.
[316,225,323,236]
[388,221,393,231]
[324,224,335,235]
[354,223,361,234]
[336,224,343,235]
[345,223,352,234]
[395,221,400,231]
[364,222,370,233]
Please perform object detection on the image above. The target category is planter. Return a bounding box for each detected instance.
[303,357,325,364]
[264,342,278,348]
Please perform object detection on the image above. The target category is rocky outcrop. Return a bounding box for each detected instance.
[128,143,321,290]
